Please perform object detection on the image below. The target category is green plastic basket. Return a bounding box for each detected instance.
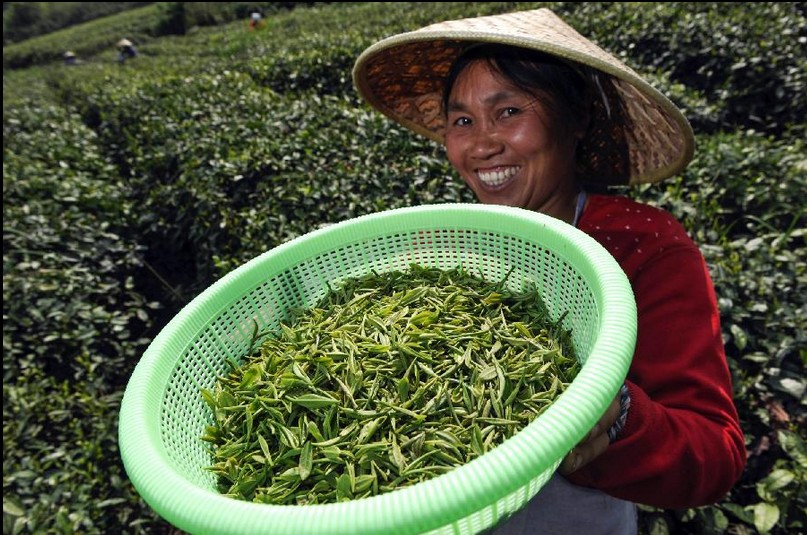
[119,203,636,535]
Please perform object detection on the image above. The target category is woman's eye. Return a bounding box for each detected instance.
[501,107,520,118]
[451,116,472,127]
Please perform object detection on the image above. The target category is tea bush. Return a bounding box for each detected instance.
[3,102,163,533]
[2,5,162,70]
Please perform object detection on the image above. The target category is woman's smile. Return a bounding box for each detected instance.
[476,165,521,188]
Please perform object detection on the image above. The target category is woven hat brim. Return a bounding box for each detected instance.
[353,9,694,185]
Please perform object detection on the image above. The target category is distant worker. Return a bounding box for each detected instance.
[247,12,265,31]
[63,51,77,66]
[117,38,138,64]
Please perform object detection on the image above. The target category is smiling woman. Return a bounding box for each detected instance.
[443,53,583,220]
[353,7,747,534]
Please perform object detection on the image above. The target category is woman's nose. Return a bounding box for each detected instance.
[470,126,504,158]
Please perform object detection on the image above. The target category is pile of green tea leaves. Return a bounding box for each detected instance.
[201,264,579,505]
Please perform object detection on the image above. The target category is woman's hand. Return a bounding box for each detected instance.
[559,394,621,475]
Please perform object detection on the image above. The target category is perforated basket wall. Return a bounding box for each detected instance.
[119,203,636,535]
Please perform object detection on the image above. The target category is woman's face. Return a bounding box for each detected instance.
[444,60,581,222]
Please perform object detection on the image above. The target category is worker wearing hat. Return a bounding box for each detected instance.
[117,38,137,64]
[354,8,745,534]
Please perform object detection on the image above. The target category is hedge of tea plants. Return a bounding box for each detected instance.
[4,2,805,534]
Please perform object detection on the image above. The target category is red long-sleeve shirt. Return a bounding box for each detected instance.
[568,194,746,509]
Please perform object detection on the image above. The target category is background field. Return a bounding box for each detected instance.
[3,2,805,534]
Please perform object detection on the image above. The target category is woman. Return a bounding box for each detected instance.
[353,7,746,534]
[117,38,137,64]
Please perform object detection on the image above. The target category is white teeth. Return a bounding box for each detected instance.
[478,167,518,186]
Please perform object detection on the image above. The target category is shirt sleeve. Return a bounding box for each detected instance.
[570,204,746,508]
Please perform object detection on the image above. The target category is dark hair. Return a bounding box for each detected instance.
[442,44,593,136]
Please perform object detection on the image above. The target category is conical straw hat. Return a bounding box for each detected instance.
[353,8,694,185]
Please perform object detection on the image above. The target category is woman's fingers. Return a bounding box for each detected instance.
[584,395,621,441]
[559,431,611,474]
[559,394,621,475]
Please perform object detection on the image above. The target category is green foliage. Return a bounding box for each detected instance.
[152,2,305,37]
[152,1,186,36]
[3,3,44,43]
[180,2,323,29]
[52,66,468,298]
[3,371,167,534]
[3,2,806,534]
[559,2,807,136]
[3,101,161,533]
[3,101,158,382]
[2,4,162,69]
[2,2,332,70]
[3,2,153,45]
